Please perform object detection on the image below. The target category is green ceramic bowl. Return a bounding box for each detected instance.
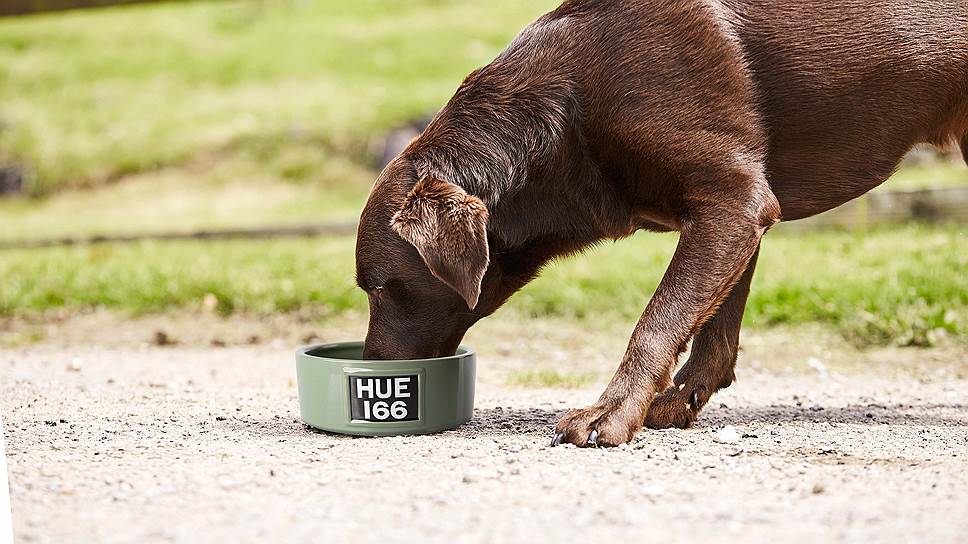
[296,342,476,436]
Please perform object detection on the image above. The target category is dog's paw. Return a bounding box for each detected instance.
[644,385,704,429]
[551,397,646,447]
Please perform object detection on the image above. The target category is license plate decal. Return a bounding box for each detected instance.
[348,375,419,422]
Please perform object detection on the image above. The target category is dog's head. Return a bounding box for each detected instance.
[356,160,498,359]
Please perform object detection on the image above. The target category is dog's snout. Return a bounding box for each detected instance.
[361,338,393,360]
[361,344,380,360]
[363,323,463,361]
[362,332,421,360]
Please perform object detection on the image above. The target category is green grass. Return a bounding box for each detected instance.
[0,0,557,195]
[507,369,597,389]
[0,159,960,244]
[1,0,961,199]
[2,225,965,347]
[0,0,965,352]
[0,148,371,241]
[0,0,962,243]
[882,161,967,191]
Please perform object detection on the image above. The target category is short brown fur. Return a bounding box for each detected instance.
[356,0,968,446]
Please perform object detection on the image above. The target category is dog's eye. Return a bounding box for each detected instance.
[357,281,383,295]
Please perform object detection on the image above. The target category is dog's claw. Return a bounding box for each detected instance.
[551,432,565,447]
[588,429,599,447]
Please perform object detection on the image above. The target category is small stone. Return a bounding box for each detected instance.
[153,331,177,347]
[812,483,825,494]
[714,425,741,444]
[806,357,828,376]
[642,484,664,497]
[67,357,83,372]
[202,293,219,313]
[461,474,476,484]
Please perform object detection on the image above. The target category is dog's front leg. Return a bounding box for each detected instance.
[553,184,780,447]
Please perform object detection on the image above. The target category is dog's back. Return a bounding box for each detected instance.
[731,0,968,217]
[514,0,968,218]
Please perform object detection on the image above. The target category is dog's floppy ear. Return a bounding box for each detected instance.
[391,175,489,309]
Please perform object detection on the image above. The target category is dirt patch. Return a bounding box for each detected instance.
[2,313,967,542]
[4,310,965,376]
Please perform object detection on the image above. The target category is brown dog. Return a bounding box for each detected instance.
[355,0,968,447]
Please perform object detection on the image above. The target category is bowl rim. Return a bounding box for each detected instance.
[296,341,475,364]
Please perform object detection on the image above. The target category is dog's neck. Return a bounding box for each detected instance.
[399,68,625,252]
[405,67,582,210]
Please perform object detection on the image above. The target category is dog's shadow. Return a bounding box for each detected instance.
[701,402,967,427]
[219,402,966,441]
[458,406,567,435]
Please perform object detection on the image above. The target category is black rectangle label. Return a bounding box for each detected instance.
[349,375,419,422]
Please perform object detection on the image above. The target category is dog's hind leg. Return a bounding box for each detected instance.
[962,133,967,165]
[644,247,758,429]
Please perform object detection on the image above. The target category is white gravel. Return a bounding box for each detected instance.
[1,410,11,544]
[2,324,968,543]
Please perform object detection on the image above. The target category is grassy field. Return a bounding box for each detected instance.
[0,0,557,195]
[2,225,965,347]
[0,1,966,350]
[0,0,964,242]
[884,160,967,191]
[0,152,371,241]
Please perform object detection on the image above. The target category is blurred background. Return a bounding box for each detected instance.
[0,0,965,363]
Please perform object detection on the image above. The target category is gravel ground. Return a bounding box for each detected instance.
[2,315,967,543]
[1,411,10,544]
